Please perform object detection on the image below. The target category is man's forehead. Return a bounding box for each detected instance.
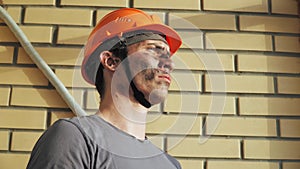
[127,39,171,59]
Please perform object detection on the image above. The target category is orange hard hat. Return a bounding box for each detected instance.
[81,8,182,85]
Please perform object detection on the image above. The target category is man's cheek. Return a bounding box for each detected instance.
[143,69,156,81]
[130,58,157,76]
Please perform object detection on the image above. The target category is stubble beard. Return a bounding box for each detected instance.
[139,69,169,105]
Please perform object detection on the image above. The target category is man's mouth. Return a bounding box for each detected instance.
[158,75,171,84]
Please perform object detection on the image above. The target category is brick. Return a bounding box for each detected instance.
[147,12,165,23]
[96,10,116,22]
[0,26,52,43]
[0,7,22,23]
[240,97,300,116]
[282,162,300,169]
[179,159,204,169]
[0,108,47,129]
[278,77,300,94]
[205,74,274,93]
[146,114,202,135]
[61,0,127,7]
[240,15,299,33]
[173,30,203,49]
[11,87,68,108]
[165,93,235,114]
[169,71,201,91]
[272,0,298,15]
[134,0,201,10]
[55,68,92,88]
[45,88,85,113]
[280,119,300,137]
[18,47,82,66]
[20,26,53,43]
[167,137,240,158]
[25,7,93,26]
[275,36,300,53]
[203,0,268,12]
[57,27,92,45]
[0,153,30,169]
[11,131,42,151]
[178,31,203,49]
[244,139,300,159]
[0,66,48,86]
[238,54,300,74]
[170,13,236,30]
[0,46,14,64]
[207,160,278,169]
[147,136,164,149]
[206,33,273,51]
[173,50,234,71]
[0,87,10,106]
[2,0,55,5]
[50,111,75,125]
[0,26,17,42]
[207,117,277,137]
[0,131,9,150]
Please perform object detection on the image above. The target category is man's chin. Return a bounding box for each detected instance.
[148,88,168,105]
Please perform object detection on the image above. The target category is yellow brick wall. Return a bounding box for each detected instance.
[0,1,299,169]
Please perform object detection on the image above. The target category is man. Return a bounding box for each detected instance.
[27,8,182,169]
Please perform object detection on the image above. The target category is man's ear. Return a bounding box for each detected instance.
[100,51,121,71]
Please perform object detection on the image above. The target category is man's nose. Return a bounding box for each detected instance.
[157,58,174,74]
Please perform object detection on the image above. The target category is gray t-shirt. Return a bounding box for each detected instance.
[26,115,181,169]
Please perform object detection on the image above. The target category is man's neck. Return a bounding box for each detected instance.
[96,93,148,140]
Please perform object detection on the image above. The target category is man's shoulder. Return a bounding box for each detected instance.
[40,117,89,143]
[55,115,103,135]
[59,115,109,143]
[26,116,96,169]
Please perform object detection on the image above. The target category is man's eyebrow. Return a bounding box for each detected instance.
[146,42,169,49]
[145,42,159,46]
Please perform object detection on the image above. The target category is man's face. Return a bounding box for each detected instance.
[126,40,173,105]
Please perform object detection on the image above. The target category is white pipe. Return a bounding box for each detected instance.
[0,6,86,116]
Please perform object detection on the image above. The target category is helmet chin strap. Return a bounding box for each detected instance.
[125,59,152,108]
[130,81,152,108]
[117,38,152,109]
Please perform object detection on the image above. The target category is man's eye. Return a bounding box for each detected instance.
[147,47,157,51]
[147,48,160,55]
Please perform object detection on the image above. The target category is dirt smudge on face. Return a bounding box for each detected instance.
[143,69,156,81]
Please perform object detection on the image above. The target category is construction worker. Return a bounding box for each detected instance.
[27,8,182,169]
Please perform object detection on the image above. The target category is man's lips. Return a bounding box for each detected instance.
[158,75,171,84]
